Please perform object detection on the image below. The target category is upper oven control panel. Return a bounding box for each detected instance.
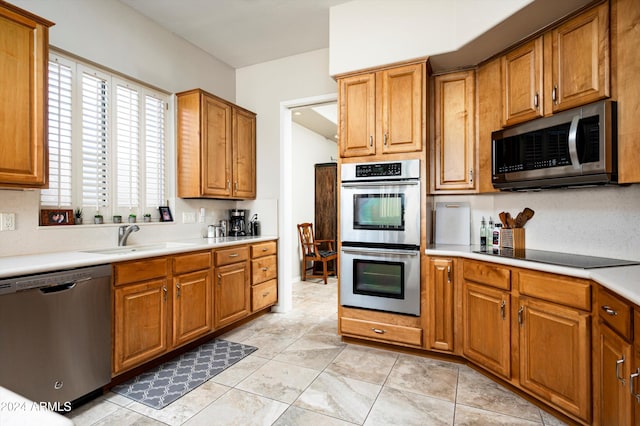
[341,159,420,182]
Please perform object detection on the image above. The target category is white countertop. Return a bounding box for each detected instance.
[0,235,278,279]
[426,244,640,306]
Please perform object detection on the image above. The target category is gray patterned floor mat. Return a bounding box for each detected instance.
[111,339,257,409]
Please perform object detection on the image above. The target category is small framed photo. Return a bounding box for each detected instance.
[158,206,173,222]
[40,209,74,226]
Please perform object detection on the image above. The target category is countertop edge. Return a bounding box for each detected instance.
[426,245,640,306]
[0,236,278,279]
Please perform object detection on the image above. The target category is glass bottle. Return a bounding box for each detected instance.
[487,217,494,248]
[480,216,487,250]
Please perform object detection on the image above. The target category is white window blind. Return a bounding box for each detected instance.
[40,52,168,221]
[41,59,73,207]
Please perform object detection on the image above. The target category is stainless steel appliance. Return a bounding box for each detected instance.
[474,248,640,269]
[340,159,421,316]
[492,100,617,190]
[0,264,112,404]
[228,208,247,236]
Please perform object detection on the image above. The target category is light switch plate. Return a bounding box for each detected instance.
[0,213,16,231]
[182,211,196,224]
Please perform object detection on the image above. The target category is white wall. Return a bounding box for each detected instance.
[328,0,530,75]
[291,123,338,278]
[0,0,246,256]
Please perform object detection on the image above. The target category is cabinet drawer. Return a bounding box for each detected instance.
[252,255,277,285]
[114,257,169,286]
[518,271,591,311]
[340,317,422,347]
[597,287,632,341]
[215,246,249,266]
[463,260,511,290]
[173,250,211,274]
[251,241,277,258]
[252,279,278,311]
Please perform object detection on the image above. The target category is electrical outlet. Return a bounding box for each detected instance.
[182,211,196,224]
[0,213,16,231]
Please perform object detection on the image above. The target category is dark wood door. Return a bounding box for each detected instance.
[314,163,337,272]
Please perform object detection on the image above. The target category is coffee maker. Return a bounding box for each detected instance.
[228,209,247,236]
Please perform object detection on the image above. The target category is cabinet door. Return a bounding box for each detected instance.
[232,108,256,199]
[214,262,250,329]
[598,323,633,426]
[551,1,609,112]
[502,37,544,126]
[518,297,591,422]
[432,70,475,191]
[462,282,511,378]
[428,258,455,352]
[202,95,232,197]
[173,270,213,347]
[339,73,376,157]
[0,5,51,188]
[113,278,169,374]
[380,63,423,154]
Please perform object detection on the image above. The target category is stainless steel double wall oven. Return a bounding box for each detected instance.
[340,159,421,316]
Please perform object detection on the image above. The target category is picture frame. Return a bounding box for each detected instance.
[158,206,173,222]
[40,209,74,226]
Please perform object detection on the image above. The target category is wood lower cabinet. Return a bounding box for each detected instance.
[427,257,455,352]
[339,306,423,348]
[214,246,250,328]
[338,61,424,158]
[598,322,633,425]
[177,89,256,199]
[0,3,53,189]
[250,240,278,312]
[518,297,591,422]
[431,69,476,192]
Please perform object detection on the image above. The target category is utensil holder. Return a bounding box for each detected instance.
[501,228,525,249]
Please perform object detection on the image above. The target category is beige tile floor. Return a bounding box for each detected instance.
[67,278,568,426]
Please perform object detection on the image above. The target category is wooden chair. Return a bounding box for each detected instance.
[297,222,337,284]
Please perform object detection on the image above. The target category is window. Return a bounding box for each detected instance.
[41,52,168,221]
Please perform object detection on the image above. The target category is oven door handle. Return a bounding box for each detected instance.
[341,180,419,188]
[341,247,419,257]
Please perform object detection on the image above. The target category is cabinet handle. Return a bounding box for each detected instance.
[262,267,269,271]
[630,368,640,403]
[262,291,270,298]
[533,93,539,109]
[162,286,167,301]
[369,135,373,147]
[371,328,386,334]
[217,273,222,286]
[176,283,181,298]
[500,300,506,320]
[226,179,231,190]
[235,181,238,191]
[447,265,451,283]
[518,306,524,325]
[228,253,239,258]
[616,356,626,384]
[601,305,618,316]
[262,247,268,252]
[383,132,388,145]
[552,85,558,104]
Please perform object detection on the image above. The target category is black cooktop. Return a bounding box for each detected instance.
[472,248,640,269]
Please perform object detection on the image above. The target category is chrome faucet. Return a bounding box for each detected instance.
[118,225,140,246]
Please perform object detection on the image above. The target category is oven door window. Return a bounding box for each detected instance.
[353,259,404,299]
[353,194,404,231]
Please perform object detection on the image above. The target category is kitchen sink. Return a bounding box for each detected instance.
[83,242,197,255]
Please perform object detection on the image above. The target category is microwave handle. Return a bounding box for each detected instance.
[568,114,581,168]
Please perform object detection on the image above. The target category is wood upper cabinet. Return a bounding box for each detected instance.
[502,37,544,126]
[477,57,501,194]
[431,69,476,192]
[172,251,213,347]
[518,297,591,422]
[427,257,455,352]
[177,89,256,199]
[550,1,610,112]
[0,3,53,189]
[339,61,424,158]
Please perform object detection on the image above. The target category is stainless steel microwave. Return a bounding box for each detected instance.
[492,100,617,190]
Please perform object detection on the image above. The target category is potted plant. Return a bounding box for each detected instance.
[128,213,137,223]
[74,208,83,225]
[94,214,103,224]
[112,215,122,223]
[143,213,152,222]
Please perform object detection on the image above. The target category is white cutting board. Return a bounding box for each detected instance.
[435,202,471,245]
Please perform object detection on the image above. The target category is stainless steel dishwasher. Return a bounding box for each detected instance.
[0,264,112,404]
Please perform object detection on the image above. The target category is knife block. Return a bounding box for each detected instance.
[501,228,525,249]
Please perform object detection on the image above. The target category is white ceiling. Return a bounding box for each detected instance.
[119,0,351,69]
